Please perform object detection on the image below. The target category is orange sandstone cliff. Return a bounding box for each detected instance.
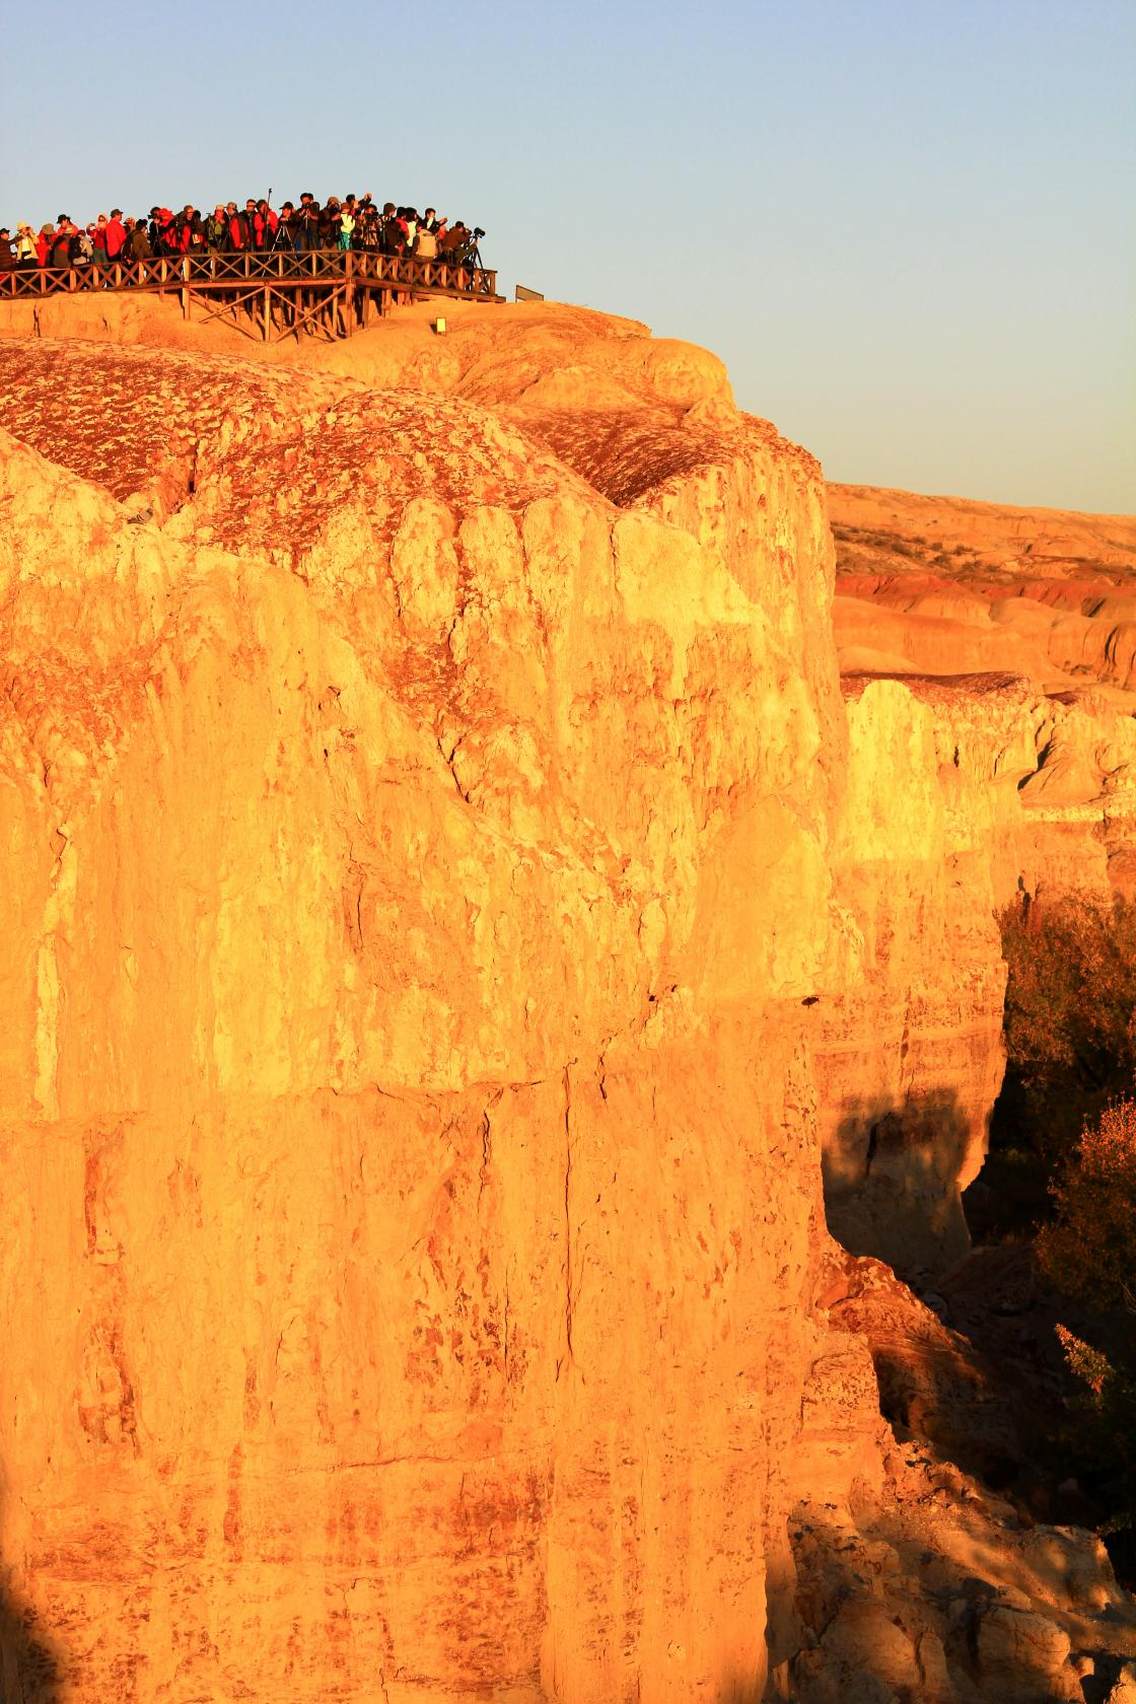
[1,303,1134,1702]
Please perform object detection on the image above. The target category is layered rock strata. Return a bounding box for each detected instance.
[816,475,1136,1273]
[1,311,1133,1701]
[1,328,842,1700]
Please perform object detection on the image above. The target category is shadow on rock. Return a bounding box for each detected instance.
[823,1089,975,1283]
[0,1588,62,1704]
[713,1673,763,1703]
[0,1483,63,1704]
[821,1246,1025,1497]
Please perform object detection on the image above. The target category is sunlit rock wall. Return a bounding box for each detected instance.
[0,335,844,1703]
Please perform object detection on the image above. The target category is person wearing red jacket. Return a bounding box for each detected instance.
[251,199,278,250]
[225,203,248,251]
[105,210,127,262]
[91,213,110,271]
[153,209,179,255]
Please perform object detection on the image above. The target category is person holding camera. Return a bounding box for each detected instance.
[127,218,152,261]
[14,223,37,267]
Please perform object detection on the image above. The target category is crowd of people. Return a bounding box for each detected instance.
[0,193,485,274]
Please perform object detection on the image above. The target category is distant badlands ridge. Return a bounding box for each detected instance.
[829,483,1136,690]
[831,481,1136,587]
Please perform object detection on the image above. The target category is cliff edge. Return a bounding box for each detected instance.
[1,303,1133,1702]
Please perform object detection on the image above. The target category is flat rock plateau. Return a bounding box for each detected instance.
[1,293,1135,1703]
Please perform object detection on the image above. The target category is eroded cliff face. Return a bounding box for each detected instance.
[0,321,848,1702]
[2,307,1134,1703]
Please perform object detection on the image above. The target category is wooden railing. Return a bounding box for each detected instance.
[0,248,498,301]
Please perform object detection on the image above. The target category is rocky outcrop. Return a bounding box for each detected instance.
[787,1454,1136,1704]
[1,309,1133,1699]
[0,324,845,1701]
[788,1248,1136,1704]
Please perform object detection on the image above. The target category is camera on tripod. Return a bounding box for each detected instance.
[459,226,486,272]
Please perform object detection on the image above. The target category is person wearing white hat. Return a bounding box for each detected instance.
[14,223,37,266]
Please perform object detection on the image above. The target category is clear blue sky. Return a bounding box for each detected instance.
[2,0,1132,510]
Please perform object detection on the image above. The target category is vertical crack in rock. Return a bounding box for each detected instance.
[503,1262,511,1382]
[435,732,470,803]
[561,1064,575,1374]
[478,1103,493,1204]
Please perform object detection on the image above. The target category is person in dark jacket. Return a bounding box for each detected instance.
[320,199,341,249]
[205,206,227,254]
[311,202,330,251]
[274,202,299,251]
[352,205,380,251]
[49,221,75,267]
[380,203,403,257]
[0,229,14,271]
[288,201,311,252]
[440,221,468,259]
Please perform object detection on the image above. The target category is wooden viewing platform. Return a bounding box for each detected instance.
[1,249,502,343]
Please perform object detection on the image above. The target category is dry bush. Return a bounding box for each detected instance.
[997,894,1136,1170]
[1044,1106,1136,1554]
[994,904,1136,1559]
[1039,1099,1136,1310]
[1053,1319,1136,1547]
